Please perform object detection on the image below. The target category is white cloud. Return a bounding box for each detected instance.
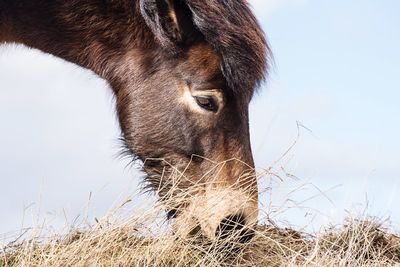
[0,46,141,241]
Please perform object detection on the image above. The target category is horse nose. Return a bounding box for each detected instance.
[216,213,255,243]
[173,189,258,242]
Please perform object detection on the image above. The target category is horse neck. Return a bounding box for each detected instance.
[0,0,154,82]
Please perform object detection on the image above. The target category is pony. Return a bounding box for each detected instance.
[0,0,270,242]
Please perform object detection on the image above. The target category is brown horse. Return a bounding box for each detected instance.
[0,0,270,242]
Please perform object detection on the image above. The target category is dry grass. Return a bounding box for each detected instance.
[1,216,399,266]
[1,158,399,267]
[2,190,399,267]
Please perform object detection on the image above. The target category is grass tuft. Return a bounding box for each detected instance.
[2,212,399,266]
[1,158,399,267]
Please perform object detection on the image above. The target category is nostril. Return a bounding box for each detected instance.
[217,214,246,237]
[216,214,255,243]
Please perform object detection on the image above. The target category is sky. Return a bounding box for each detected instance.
[0,0,399,242]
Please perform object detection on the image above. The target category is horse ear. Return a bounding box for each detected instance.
[140,0,197,49]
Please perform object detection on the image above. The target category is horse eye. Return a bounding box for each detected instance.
[194,96,218,112]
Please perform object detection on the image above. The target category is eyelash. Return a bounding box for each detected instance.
[194,96,219,112]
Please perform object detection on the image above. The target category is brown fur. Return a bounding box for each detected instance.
[0,0,270,236]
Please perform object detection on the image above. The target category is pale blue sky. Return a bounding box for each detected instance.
[250,0,400,228]
[0,1,399,241]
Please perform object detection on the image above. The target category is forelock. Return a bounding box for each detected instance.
[185,0,271,99]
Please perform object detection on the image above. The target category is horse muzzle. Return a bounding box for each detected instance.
[174,188,258,243]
